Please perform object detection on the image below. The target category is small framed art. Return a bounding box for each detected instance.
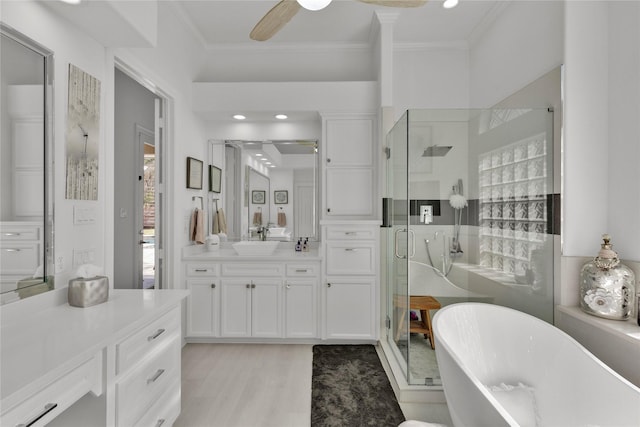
[209,165,221,193]
[274,190,288,204]
[186,157,203,189]
[252,190,265,204]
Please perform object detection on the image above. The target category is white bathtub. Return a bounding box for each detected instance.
[433,303,640,427]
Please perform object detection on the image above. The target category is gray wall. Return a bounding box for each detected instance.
[113,68,157,289]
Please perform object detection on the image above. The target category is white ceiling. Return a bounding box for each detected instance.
[175,0,503,48]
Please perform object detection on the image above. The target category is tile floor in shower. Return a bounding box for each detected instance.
[396,334,443,386]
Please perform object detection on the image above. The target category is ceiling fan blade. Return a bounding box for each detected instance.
[250,0,302,41]
[358,0,428,7]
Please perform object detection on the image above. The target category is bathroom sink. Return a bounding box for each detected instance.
[232,241,279,256]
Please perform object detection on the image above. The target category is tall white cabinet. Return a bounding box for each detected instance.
[320,113,380,341]
[322,115,376,219]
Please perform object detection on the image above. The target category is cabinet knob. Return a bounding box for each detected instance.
[327,158,331,163]
[327,283,331,288]
[246,284,251,289]
[252,284,256,289]
[211,283,216,289]
[327,208,331,213]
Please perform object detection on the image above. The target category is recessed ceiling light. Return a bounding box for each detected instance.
[261,158,268,162]
[60,0,82,4]
[255,153,262,157]
[443,0,458,9]
[233,114,246,120]
[269,165,276,168]
[275,114,288,120]
[265,162,272,165]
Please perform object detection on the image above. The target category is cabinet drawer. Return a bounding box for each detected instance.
[1,353,102,427]
[0,243,40,274]
[1,225,40,241]
[116,307,180,374]
[326,242,375,275]
[221,263,284,277]
[185,263,218,277]
[286,263,320,277]
[116,336,180,427]
[132,379,180,427]
[326,226,376,241]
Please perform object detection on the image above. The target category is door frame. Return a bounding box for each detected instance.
[135,124,154,288]
[112,57,173,290]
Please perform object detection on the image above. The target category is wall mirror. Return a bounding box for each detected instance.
[209,140,318,242]
[0,24,55,304]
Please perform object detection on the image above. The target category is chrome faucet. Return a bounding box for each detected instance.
[257,225,269,241]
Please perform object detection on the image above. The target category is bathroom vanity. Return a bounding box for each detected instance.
[183,221,380,343]
[0,289,188,427]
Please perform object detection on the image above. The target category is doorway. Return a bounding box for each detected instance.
[114,65,167,289]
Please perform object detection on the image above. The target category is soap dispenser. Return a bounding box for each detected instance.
[295,238,302,252]
[579,234,636,320]
[302,238,309,252]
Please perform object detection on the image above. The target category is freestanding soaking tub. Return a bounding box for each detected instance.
[432,303,640,427]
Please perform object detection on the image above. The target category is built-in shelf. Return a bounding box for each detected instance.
[557,305,640,345]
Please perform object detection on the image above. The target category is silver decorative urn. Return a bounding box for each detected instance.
[579,234,636,320]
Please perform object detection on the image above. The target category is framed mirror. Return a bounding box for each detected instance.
[0,24,55,304]
[208,140,318,242]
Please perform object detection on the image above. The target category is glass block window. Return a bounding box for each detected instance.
[479,133,548,277]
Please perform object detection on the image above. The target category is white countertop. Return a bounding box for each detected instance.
[556,305,640,344]
[1,289,189,404]
[182,247,322,261]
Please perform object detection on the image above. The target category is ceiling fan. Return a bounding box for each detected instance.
[250,0,428,41]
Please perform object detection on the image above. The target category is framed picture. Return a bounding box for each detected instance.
[186,157,203,189]
[274,190,288,204]
[209,165,221,193]
[252,190,265,204]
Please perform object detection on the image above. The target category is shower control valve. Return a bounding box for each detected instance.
[420,205,433,224]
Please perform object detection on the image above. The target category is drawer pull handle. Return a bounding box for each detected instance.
[5,248,21,252]
[148,329,166,341]
[194,269,208,272]
[344,248,357,252]
[147,369,165,384]
[156,420,166,427]
[4,232,21,236]
[295,269,308,273]
[344,232,357,235]
[17,403,58,427]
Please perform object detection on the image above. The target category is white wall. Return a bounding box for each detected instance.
[2,0,210,294]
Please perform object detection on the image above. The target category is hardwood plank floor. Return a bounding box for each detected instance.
[174,344,313,427]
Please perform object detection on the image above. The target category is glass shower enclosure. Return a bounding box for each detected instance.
[385,109,555,386]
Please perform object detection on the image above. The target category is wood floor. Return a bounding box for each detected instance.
[174,344,313,427]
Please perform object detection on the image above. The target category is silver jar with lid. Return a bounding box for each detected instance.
[579,234,636,320]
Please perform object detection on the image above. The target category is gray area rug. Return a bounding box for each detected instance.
[311,345,405,427]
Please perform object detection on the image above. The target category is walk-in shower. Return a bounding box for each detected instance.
[384,108,556,387]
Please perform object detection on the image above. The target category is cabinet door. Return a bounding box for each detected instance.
[325,119,373,167]
[325,278,375,339]
[325,168,374,216]
[285,279,317,338]
[186,280,218,337]
[220,280,251,337]
[251,279,282,338]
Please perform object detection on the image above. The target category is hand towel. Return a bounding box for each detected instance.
[277,211,286,226]
[190,208,205,244]
[212,208,228,234]
[253,211,262,226]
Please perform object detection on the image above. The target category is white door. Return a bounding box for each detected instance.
[294,183,314,238]
[186,280,217,337]
[325,279,375,339]
[285,279,316,338]
[251,279,282,338]
[135,125,155,289]
[220,279,251,337]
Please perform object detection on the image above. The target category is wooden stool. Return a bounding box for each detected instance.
[394,295,441,349]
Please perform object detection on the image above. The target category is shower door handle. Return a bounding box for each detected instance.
[394,228,416,259]
[394,228,407,259]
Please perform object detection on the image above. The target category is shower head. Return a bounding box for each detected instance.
[422,145,453,157]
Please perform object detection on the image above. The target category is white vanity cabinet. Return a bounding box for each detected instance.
[183,253,320,341]
[322,115,376,218]
[284,263,319,338]
[323,223,379,340]
[0,290,188,427]
[185,263,219,337]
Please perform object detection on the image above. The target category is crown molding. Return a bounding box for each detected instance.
[467,0,512,47]
[168,0,208,50]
